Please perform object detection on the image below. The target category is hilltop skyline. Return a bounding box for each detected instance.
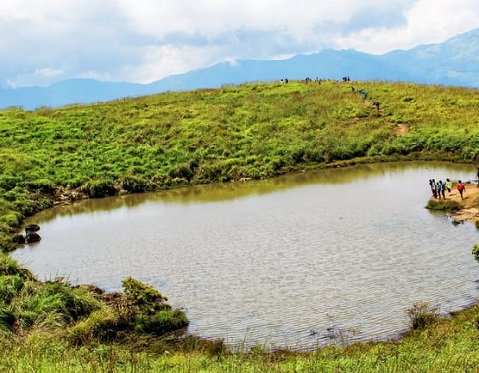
[1,0,478,88]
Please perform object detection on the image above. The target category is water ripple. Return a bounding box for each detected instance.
[11,163,479,350]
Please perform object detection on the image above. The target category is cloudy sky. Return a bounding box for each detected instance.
[1,0,478,88]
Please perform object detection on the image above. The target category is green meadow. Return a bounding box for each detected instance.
[2,80,479,371]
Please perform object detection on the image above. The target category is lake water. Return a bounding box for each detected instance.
[11,162,479,350]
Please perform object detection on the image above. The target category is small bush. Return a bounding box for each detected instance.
[121,277,189,337]
[140,309,189,336]
[406,302,439,330]
[472,244,479,263]
[169,163,194,181]
[122,277,169,315]
[81,179,117,198]
[68,307,122,345]
[120,175,150,193]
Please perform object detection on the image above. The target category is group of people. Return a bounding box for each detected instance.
[429,178,466,200]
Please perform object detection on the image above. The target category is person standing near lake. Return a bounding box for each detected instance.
[435,180,442,199]
[439,180,446,199]
[429,179,440,198]
[457,180,466,200]
[445,178,453,194]
[429,179,437,198]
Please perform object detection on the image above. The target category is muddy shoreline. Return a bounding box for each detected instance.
[438,182,479,224]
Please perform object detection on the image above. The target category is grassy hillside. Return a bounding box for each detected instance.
[1,80,479,371]
[2,80,479,243]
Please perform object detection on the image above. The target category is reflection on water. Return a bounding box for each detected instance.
[11,162,479,350]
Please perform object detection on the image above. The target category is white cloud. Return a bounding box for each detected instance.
[34,68,64,78]
[121,44,219,83]
[0,0,477,87]
[336,0,479,53]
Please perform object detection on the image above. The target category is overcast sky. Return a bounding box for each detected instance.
[1,0,478,88]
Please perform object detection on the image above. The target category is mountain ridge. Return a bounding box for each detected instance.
[2,28,479,110]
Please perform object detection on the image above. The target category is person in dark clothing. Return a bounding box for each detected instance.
[439,180,446,199]
[429,179,437,198]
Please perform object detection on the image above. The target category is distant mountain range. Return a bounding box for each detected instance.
[2,28,479,110]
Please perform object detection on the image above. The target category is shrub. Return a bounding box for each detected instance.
[120,175,150,193]
[68,307,122,345]
[169,163,194,181]
[121,277,189,336]
[140,309,189,335]
[406,302,439,330]
[122,276,169,315]
[472,244,479,263]
[81,179,117,198]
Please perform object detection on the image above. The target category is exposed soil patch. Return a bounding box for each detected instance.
[394,123,409,135]
[433,183,479,224]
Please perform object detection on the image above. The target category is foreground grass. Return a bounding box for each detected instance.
[1,305,479,372]
[2,80,479,371]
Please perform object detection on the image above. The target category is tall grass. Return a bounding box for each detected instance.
[1,304,479,372]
